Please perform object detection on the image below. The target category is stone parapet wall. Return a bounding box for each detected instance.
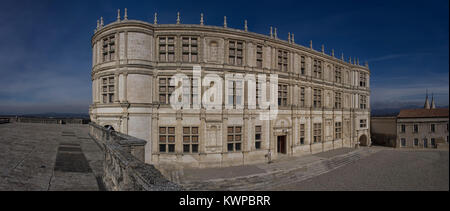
[0,118,10,124]
[0,117,90,124]
[88,123,182,191]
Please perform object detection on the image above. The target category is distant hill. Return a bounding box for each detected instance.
[1,113,89,119]
[371,106,449,117]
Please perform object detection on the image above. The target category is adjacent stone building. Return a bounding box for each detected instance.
[89,10,371,168]
[371,94,449,148]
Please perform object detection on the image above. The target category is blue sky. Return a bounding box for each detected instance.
[0,0,448,114]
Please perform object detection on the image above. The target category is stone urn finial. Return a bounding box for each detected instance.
[224,16,227,28]
[200,13,204,25]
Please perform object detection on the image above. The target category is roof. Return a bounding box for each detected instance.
[397,108,449,118]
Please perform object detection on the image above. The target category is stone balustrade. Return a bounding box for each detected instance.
[88,122,182,191]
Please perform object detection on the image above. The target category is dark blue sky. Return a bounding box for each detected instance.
[0,0,448,114]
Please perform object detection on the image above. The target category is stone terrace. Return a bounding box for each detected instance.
[0,123,104,191]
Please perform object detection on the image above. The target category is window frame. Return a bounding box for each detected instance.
[159,77,175,105]
[102,35,116,62]
[256,45,263,68]
[335,66,342,83]
[255,126,262,150]
[300,124,305,145]
[278,84,289,107]
[300,87,306,107]
[313,88,322,108]
[313,59,323,79]
[300,56,306,75]
[227,126,242,152]
[101,76,115,104]
[159,36,176,62]
[159,127,176,153]
[183,127,199,154]
[360,119,367,128]
[335,92,342,109]
[277,50,288,72]
[313,123,322,143]
[181,36,198,63]
[229,40,244,66]
[335,122,342,140]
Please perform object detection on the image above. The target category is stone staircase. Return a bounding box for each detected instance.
[180,147,381,190]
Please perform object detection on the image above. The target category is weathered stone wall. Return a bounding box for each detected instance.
[88,123,182,191]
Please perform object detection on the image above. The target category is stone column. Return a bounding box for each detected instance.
[200,111,206,154]
[122,72,128,103]
[224,38,229,65]
[151,113,159,164]
[243,115,249,164]
[114,73,120,103]
[176,111,183,155]
[124,31,128,61]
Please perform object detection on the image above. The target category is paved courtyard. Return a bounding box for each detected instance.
[0,123,448,191]
[275,148,449,191]
[0,123,104,191]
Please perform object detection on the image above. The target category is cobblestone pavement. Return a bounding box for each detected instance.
[274,148,449,191]
[179,146,448,191]
[181,147,358,182]
[179,147,384,190]
[0,123,104,191]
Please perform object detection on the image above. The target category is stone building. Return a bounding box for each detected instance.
[89,10,371,168]
[371,94,449,148]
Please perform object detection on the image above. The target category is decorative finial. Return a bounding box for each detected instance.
[200,13,204,25]
[353,57,356,65]
[96,19,100,30]
[331,49,335,57]
[365,61,369,68]
[177,12,180,24]
[270,26,273,38]
[341,53,344,60]
[100,17,104,27]
[274,28,278,39]
[124,8,128,20]
[117,9,121,22]
[154,13,158,24]
[224,16,227,28]
[288,32,291,43]
[244,20,248,32]
[310,40,313,49]
[321,45,325,53]
[349,57,352,63]
[292,33,295,44]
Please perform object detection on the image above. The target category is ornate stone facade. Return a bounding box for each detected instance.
[89,12,371,168]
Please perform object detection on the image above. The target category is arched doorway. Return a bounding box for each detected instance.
[359,134,368,146]
[104,125,115,131]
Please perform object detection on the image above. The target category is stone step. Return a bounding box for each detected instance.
[181,148,379,190]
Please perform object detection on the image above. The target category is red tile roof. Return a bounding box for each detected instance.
[397,108,449,118]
